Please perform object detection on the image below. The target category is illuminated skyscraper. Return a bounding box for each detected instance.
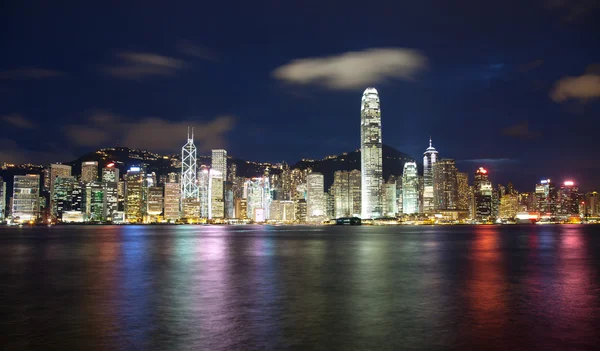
[211,149,227,182]
[102,163,119,182]
[457,172,469,210]
[52,176,76,220]
[402,162,419,214]
[0,177,5,221]
[125,167,144,223]
[474,168,493,221]
[12,174,40,222]
[382,180,398,217]
[163,182,181,221]
[535,179,557,215]
[81,161,99,183]
[499,193,519,220]
[49,164,71,218]
[423,137,438,213]
[360,87,383,219]
[208,169,224,219]
[307,172,326,222]
[433,159,458,210]
[557,181,580,217]
[332,169,361,218]
[181,127,198,201]
[198,166,210,218]
[146,186,163,220]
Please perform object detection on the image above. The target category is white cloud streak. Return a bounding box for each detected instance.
[101,51,186,79]
[273,48,428,90]
[551,73,600,102]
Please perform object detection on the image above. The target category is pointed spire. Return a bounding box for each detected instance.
[429,135,432,148]
[191,127,194,140]
[187,126,190,140]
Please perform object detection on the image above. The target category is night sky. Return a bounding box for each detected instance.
[1,1,599,190]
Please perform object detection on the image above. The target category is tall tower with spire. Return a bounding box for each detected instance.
[423,136,439,212]
[360,87,383,219]
[181,127,198,204]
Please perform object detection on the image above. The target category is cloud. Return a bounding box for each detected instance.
[550,69,600,102]
[0,67,63,79]
[177,40,219,61]
[66,110,235,153]
[0,138,74,164]
[502,120,541,139]
[272,48,427,90]
[1,114,37,129]
[100,51,186,79]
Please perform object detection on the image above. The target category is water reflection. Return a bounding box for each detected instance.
[461,226,508,349]
[2,225,600,350]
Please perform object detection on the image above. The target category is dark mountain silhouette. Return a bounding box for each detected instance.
[292,144,418,189]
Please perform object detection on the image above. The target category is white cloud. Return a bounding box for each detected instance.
[66,110,235,153]
[273,48,427,90]
[551,73,600,102]
[101,51,186,79]
[1,114,37,129]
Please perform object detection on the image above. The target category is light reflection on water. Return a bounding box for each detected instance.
[0,225,599,350]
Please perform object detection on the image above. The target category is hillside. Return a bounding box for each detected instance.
[292,144,418,189]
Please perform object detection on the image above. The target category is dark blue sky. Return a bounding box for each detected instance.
[1,0,599,190]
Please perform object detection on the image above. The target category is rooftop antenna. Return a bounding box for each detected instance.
[191,127,194,140]
[429,135,432,148]
[187,126,190,140]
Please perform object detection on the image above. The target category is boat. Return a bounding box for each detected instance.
[335,217,362,225]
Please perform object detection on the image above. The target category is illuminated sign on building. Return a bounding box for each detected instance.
[129,167,141,172]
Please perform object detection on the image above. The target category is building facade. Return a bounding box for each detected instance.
[81,161,99,183]
[402,162,419,214]
[12,174,41,222]
[307,172,326,222]
[433,159,458,210]
[423,138,439,213]
[360,87,383,219]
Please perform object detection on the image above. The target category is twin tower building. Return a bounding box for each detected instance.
[360,87,437,219]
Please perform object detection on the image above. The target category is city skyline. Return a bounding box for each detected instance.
[0,1,599,191]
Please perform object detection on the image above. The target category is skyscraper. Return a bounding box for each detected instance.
[557,181,580,217]
[474,167,493,221]
[181,127,198,202]
[208,169,224,219]
[457,172,469,211]
[125,167,144,223]
[0,177,6,221]
[535,179,557,215]
[402,162,419,214]
[211,149,227,182]
[307,172,326,222]
[433,159,458,210]
[147,186,164,219]
[102,163,119,182]
[360,87,383,219]
[383,179,397,217]
[49,164,71,218]
[52,176,76,221]
[12,174,40,222]
[81,161,99,183]
[423,137,439,213]
[163,182,181,221]
[332,169,361,218]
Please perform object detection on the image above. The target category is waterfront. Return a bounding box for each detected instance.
[1,225,600,350]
